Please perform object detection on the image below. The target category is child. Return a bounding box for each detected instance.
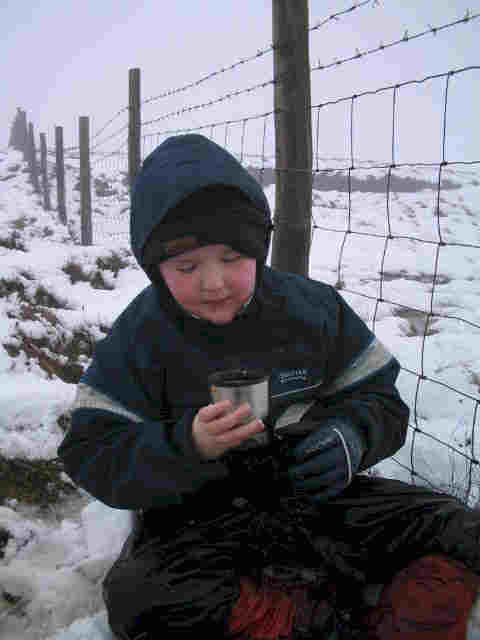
[58,134,480,639]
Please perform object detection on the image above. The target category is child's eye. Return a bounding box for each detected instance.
[177,264,196,273]
[223,253,241,263]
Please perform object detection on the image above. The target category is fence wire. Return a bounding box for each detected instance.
[138,12,479,141]
[308,64,480,502]
[140,0,374,107]
[84,0,375,149]
[311,10,479,73]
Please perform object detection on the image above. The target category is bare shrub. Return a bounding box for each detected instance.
[33,285,68,309]
[11,215,28,230]
[62,260,91,284]
[0,277,26,300]
[0,231,26,251]
[0,455,77,508]
[90,271,114,290]
[96,251,130,276]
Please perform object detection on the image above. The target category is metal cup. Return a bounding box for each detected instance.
[208,368,270,447]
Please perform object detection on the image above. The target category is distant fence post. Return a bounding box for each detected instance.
[79,116,93,245]
[40,133,51,211]
[20,110,29,162]
[271,0,312,276]
[128,68,141,192]
[55,126,67,225]
[9,107,29,157]
[27,122,41,194]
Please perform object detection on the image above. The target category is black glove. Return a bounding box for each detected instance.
[286,419,366,502]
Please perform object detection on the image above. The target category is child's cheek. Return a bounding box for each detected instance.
[162,270,196,306]
[236,261,256,295]
[174,275,198,305]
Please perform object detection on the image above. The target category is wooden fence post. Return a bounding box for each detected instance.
[27,122,41,194]
[9,107,29,156]
[79,116,93,245]
[271,0,312,276]
[40,133,51,211]
[55,126,67,224]
[20,110,29,161]
[128,68,141,192]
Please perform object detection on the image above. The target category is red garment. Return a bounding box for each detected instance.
[227,575,329,639]
[365,554,480,639]
[229,555,480,639]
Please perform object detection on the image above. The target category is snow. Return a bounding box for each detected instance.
[1,145,480,638]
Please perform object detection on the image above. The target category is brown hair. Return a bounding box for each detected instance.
[162,236,200,258]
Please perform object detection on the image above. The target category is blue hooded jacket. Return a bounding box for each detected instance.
[58,134,409,517]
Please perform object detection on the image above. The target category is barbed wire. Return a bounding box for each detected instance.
[43,8,479,160]
[35,1,377,156]
[312,10,479,73]
[141,80,274,128]
[138,4,380,129]
[91,137,128,167]
[141,110,275,142]
[91,124,128,152]
[151,66,479,176]
[309,0,374,33]
[140,0,374,108]
[91,107,129,141]
[140,14,479,132]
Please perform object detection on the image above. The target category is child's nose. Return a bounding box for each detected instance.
[201,264,224,290]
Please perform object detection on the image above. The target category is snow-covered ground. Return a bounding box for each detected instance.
[1,146,480,639]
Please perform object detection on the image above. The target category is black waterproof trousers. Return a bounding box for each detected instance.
[102,476,480,640]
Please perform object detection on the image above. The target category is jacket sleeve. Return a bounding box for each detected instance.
[301,287,409,470]
[58,382,229,510]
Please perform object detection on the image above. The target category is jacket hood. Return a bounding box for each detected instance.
[130,134,272,274]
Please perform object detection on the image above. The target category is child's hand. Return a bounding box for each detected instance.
[192,400,265,459]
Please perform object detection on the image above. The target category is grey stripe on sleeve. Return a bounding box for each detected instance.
[321,338,393,397]
[273,401,316,431]
[73,383,143,423]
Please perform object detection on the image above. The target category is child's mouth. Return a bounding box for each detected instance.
[205,297,230,306]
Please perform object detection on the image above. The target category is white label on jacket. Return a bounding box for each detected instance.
[278,368,309,385]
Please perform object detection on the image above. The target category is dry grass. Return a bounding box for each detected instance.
[393,307,440,337]
[0,231,26,251]
[4,322,104,384]
[96,251,130,276]
[0,455,77,509]
[63,252,130,290]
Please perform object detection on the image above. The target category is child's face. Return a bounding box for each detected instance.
[158,243,256,325]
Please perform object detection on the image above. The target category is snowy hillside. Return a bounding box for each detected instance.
[1,145,480,639]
